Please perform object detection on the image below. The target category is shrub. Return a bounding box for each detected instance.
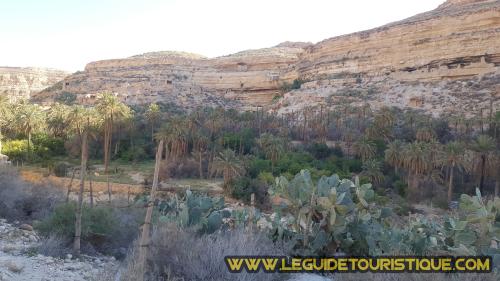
[247,158,272,177]
[393,179,407,197]
[0,167,63,222]
[119,146,148,162]
[35,235,71,258]
[32,134,66,159]
[36,203,116,241]
[280,78,306,92]
[53,161,70,177]
[54,92,77,105]
[161,158,199,179]
[35,202,142,257]
[257,171,274,185]
[121,225,288,281]
[2,139,28,162]
[306,142,332,159]
[229,176,268,207]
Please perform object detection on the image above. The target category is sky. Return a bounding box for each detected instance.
[0,0,445,72]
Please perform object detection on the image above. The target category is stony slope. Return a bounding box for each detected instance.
[0,67,69,102]
[0,219,117,281]
[33,0,500,115]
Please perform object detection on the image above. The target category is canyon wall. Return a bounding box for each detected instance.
[33,0,500,115]
[34,47,305,110]
[0,67,69,102]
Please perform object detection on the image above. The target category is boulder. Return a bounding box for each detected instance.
[19,224,33,231]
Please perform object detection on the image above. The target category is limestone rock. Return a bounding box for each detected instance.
[0,67,69,102]
[18,224,33,232]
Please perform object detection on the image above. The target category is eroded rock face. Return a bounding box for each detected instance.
[0,67,69,102]
[33,0,500,115]
[34,47,305,110]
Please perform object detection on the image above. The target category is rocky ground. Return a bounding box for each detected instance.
[0,219,118,281]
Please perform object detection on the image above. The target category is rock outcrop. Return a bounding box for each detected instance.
[0,67,69,102]
[34,47,305,110]
[33,0,500,115]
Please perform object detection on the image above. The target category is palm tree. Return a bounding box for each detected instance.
[403,142,431,189]
[67,105,101,257]
[144,103,161,142]
[258,133,285,172]
[374,107,396,129]
[361,159,384,185]
[471,135,496,194]
[192,131,208,178]
[162,117,189,161]
[47,103,71,138]
[353,137,376,162]
[439,141,468,203]
[416,126,436,142]
[13,102,45,158]
[212,149,244,191]
[385,140,404,174]
[493,111,500,141]
[96,92,131,202]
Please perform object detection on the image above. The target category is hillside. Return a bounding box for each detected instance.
[0,67,69,102]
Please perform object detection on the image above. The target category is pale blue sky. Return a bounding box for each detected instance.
[0,0,445,71]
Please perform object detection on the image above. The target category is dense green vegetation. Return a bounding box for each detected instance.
[1,94,499,205]
[1,93,500,279]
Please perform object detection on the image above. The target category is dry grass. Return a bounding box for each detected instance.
[119,224,288,281]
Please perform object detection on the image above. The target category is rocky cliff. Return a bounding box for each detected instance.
[0,67,69,102]
[34,47,306,110]
[33,0,500,115]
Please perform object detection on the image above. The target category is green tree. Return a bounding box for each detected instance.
[439,141,468,203]
[47,103,71,138]
[471,135,496,194]
[96,92,131,201]
[144,103,161,142]
[403,142,431,189]
[212,149,244,191]
[361,159,384,184]
[353,137,376,162]
[416,126,436,142]
[385,140,404,174]
[13,102,45,158]
[258,133,285,172]
[67,105,102,256]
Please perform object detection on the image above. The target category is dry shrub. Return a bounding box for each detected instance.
[36,235,71,258]
[160,158,199,180]
[120,224,288,281]
[0,167,63,222]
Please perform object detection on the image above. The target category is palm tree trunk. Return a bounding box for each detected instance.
[104,120,112,203]
[66,169,76,202]
[479,155,486,194]
[199,151,203,179]
[27,130,31,159]
[494,181,499,198]
[74,131,88,257]
[448,164,454,203]
[89,174,94,208]
[138,140,164,280]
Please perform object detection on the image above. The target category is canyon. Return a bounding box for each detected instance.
[3,0,500,116]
